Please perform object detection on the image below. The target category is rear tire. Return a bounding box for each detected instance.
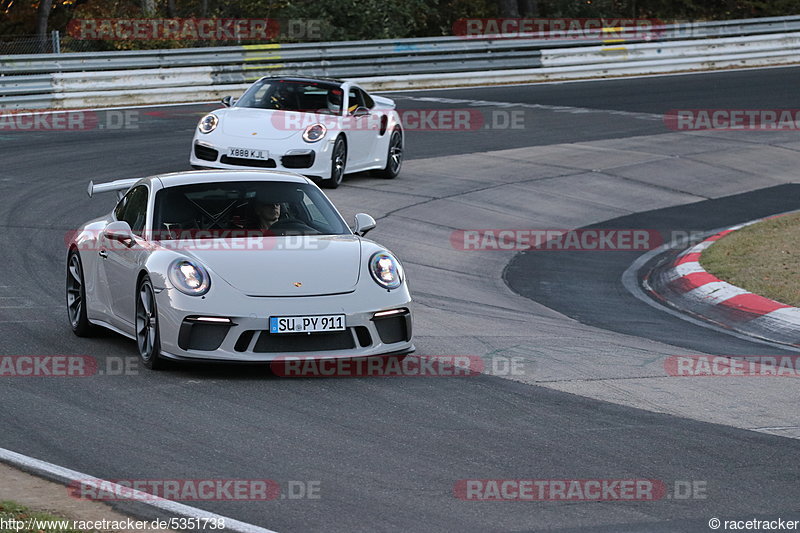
[66,251,94,337]
[135,276,166,370]
[375,128,402,179]
[322,136,346,189]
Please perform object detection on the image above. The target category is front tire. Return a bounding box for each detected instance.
[322,136,346,189]
[66,251,94,337]
[135,276,166,370]
[375,128,403,179]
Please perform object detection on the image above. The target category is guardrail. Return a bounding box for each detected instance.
[2,15,800,109]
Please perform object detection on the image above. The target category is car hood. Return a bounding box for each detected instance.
[220,108,318,141]
[178,235,361,297]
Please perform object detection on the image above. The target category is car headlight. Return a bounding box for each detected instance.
[369,252,403,290]
[302,123,327,143]
[198,114,218,134]
[168,259,210,296]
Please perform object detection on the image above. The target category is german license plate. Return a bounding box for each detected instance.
[269,314,345,334]
[228,147,268,160]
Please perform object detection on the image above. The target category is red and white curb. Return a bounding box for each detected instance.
[654,216,800,346]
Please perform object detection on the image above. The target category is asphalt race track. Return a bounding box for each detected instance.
[1,66,800,532]
[506,184,800,355]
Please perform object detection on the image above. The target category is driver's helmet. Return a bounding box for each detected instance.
[327,89,343,112]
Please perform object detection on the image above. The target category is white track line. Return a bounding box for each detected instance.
[0,447,280,533]
[395,94,662,120]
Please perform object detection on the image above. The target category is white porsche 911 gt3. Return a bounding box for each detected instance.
[190,77,404,188]
[66,170,414,369]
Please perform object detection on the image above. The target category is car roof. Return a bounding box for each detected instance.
[152,170,310,189]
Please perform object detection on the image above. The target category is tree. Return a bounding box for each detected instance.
[35,0,53,52]
[498,0,541,17]
[519,0,538,15]
[498,0,519,17]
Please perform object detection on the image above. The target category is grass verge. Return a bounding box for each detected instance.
[700,212,800,307]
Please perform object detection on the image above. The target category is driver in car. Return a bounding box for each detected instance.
[252,188,317,235]
[327,89,343,114]
[254,194,282,230]
[269,83,296,110]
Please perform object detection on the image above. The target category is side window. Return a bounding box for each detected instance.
[347,88,363,113]
[117,186,148,237]
[360,89,374,109]
[113,195,128,222]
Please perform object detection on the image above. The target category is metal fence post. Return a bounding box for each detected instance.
[51,30,61,54]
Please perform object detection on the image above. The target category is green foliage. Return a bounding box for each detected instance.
[277,0,497,39]
[525,0,800,20]
[1,0,39,35]
[3,0,800,48]
[281,0,429,40]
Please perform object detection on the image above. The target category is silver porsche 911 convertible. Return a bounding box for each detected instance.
[66,170,414,369]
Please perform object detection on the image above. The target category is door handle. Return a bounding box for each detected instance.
[99,250,108,259]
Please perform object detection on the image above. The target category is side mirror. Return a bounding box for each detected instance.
[221,95,235,107]
[353,213,376,236]
[352,106,370,117]
[103,221,135,247]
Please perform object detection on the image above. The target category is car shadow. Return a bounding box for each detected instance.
[152,353,411,382]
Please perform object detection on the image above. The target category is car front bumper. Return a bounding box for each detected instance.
[190,136,334,180]
[154,286,414,362]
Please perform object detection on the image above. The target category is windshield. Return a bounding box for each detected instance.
[152,181,351,240]
[235,79,344,115]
